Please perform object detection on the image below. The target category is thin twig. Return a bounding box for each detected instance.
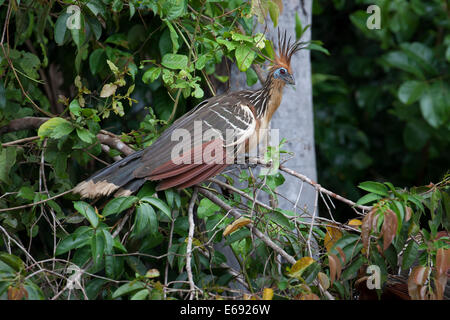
[186,187,199,300]
[198,187,296,265]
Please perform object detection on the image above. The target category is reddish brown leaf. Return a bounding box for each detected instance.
[318,272,330,291]
[405,206,412,222]
[361,209,375,256]
[329,255,336,286]
[434,273,447,300]
[335,255,342,280]
[408,266,430,300]
[436,231,450,243]
[436,248,450,277]
[7,285,28,300]
[300,293,320,300]
[336,246,346,264]
[328,254,342,286]
[381,209,398,251]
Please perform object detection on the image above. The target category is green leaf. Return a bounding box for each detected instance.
[38,117,74,139]
[102,229,114,254]
[70,12,85,48]
[216,38,236,51]
[129,1,136,18]
[69,99,81,117]
[0,83,5,109]
[419,82,449,128]
[23,281,45,300]
[91,230,105,266]
[268,1,280,27]
[112,0,124,12]
[382,51,424,79]
[103,196,139,217]
[402,241,419,270]
[113,237,127,253]
[295,12,303,40]
[161,0,187,20]
[246,67,258,86]
[330,234,362,261]
[74,201,99,228]
[140,196,172,220]
[130,289,149,300]
[142,67,162,84]
[231,33,254,43]
[270,210,294,230]
[54,13,69,45]
[86,0,106,17]
[134,202,158,237]
[164,20,179,53]
[358,181,389,196]
[192,85,204,99]
[197,198,220,219]
[400,42,438,76]
[305,42,330,55]
[341,255,365,281]
[398,81,425,105]
[0,253,24,272]
[161,53,188,70]
[55,226,93,255]
[106,59,119,75]
[76,127,96,143]
[356,193,382,206]
[165,189,180,209]
[17,186,35,200]
[85,279,108,300]
[235,45,256,71]
[0,147,17,184]
[112,281,145,299]
[195,54,210,70]
[89,49,105,75]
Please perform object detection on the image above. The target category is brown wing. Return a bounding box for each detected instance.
[133,93,257,190]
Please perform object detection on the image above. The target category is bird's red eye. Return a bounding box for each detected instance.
[280,68,286,74]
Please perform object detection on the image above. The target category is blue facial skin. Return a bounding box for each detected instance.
[273,67,295,85]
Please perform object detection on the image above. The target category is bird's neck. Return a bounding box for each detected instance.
[250,74,286,120]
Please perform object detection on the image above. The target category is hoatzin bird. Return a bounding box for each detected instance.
[74,31,305,198]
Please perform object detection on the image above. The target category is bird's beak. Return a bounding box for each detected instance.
[286,74,295,85]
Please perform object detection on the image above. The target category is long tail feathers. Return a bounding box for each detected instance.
[73,151,144,199]
[73,144,230,198]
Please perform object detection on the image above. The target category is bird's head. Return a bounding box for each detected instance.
[270,30,307,86]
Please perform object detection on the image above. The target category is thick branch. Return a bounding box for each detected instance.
[0,117,49,135]
[96,133,135,157]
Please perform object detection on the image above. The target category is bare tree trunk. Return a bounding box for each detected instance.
[214,0,317,286]
[268,0,317,214]
[229,0,317,214]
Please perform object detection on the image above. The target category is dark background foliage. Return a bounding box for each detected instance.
[0,0,448,301]
[312,0,449,218]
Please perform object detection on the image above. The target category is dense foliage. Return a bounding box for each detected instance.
[0,0,448,301]
[312,0,450,212]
